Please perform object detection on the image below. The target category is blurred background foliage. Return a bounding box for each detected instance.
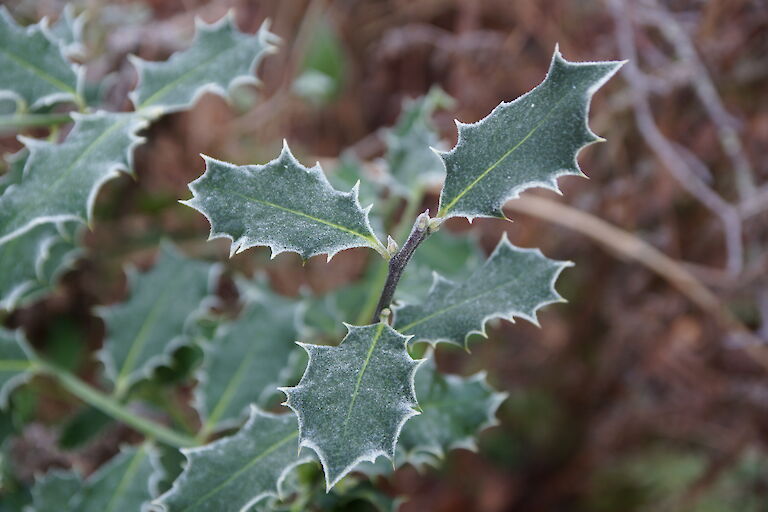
[1,0,767,510]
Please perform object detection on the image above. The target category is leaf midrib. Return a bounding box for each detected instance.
[398,274,527,334]
[217,185,379,248]
[137,34,258,109]
[438,92,570,217]
[0,360,31,372]
[343,323,385,431]
[0,45,78,98]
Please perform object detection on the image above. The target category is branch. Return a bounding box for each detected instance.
[372,211,433,323]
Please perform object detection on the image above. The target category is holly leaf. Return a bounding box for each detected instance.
[183,142,387,260]
[75,444,158,512]
[29,469,83,512]
[97,243,217,397]
[0,112,147,246]
[0,6,81,111]
[129,12,277,115]
[195,280,302,435]
[394,235,571,347]
[436,49,623,220]
[281,323,422,489]
[398,355,507,460]
[152,407,311,512]
[0,222,81,311]
[0,327,33,408]
[384,86,452,196]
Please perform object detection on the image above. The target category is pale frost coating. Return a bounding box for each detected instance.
[97,243,218,396]
[195,280,303,434]
[0,327,33,408]
[437,48,624,220]
[0,112,147,246]
[182,142,387,260]
[0,6,81,110]
[394,234,572,347]
[152,407,311,512]
[129,11,278,114]
[280,323,423,490]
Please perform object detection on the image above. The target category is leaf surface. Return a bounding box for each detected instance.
[0,6,80,110]
[49,5,87,58]
[130,13,276,114]
[153,407,310,512]
[183,143,386,259]
[281,323,422,489]
[0,327,32,407]
[394,235,570,346]
[98,243,216,396]
[437,49,622,219]
[0,112,147,246]
[398,355,507,459]
[75,444,158,512]
[30,469,83,512]
[196,281,302,434]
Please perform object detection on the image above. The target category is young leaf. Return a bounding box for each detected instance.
[384,86,452,196]
[183,143,387,260]
[436,49,623,220]
[29,469,83,512]
[97,243,217,396]
[75,443,158,512]
[153,407,310,512]
[394,235,571,347]
[0,327,33,408]
[195,282,302,434]
[0,222,80,311]
[0,6,80,110]
[398,355,507,460]
[0,112,147,246]
[129,12,277,115]
[280,323,423,490]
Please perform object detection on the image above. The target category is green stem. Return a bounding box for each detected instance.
[34,360,197,448]
[0,112,73,133]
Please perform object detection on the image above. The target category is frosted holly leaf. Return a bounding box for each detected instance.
[195,280,302,435]
[394,235,571,347]
[152,407,311,512]
[384,86,452,196]
[130,12,278,115]
[183,142,387,260]
[0,112,147,246]
[97,243,218,397]
[49,5,87,59]
[398,355,507,460]
[75,444,159,512]
[29,469,83,512]
[0,222,81,311]
[396,229,482,304]
[436,48,623,220]
[280,323,423,490]
[0,6,81,111]
[0,327,33,408]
